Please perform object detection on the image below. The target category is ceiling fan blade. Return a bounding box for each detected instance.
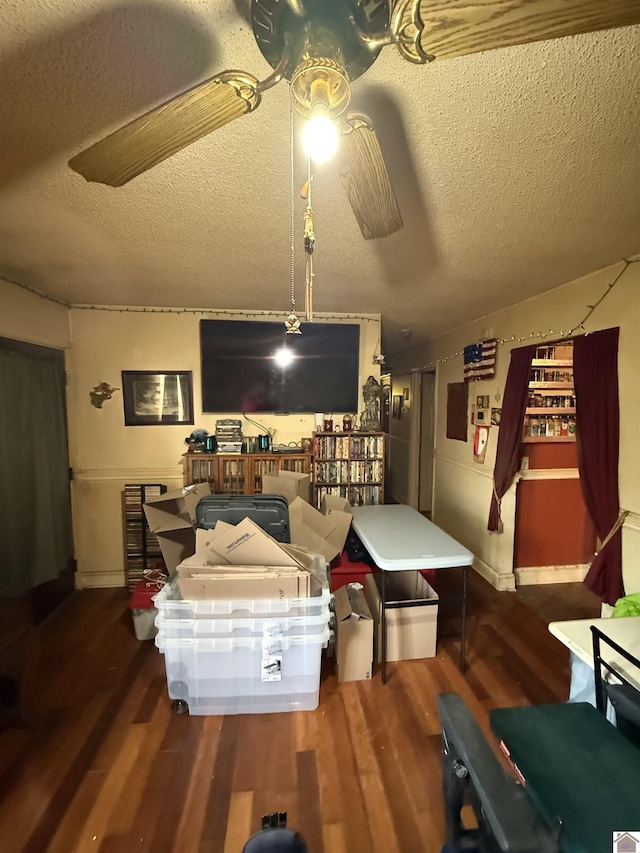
[69,71,261,186]
[338,115,403,240]
[391,0,640,63]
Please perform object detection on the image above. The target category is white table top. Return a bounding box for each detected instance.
[350,504,474,571]
[549,616,640,688]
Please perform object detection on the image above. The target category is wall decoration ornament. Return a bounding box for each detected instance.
[446,382,468,442]
[90,382,119,409]
[473,425,490,463]
[121,370,193,426]
[464,339,497,381]
[392,394,403,419]
[361,375,383,431]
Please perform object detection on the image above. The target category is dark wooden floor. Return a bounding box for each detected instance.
[0,571,599,853]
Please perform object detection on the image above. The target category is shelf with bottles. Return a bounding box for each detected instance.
[523,414,577,442]
[524,343,576,443]
[525,390,576,415]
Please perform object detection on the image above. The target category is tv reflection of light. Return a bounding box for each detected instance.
[273,347,295,369]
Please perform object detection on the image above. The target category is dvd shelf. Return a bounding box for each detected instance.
[312,432,385,508]
[123,483,167,591]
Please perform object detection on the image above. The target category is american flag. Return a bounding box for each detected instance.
[464,339,497,381]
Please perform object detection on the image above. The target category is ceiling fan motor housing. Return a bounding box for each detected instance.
[290,36,351,120]
[251,0,390,120]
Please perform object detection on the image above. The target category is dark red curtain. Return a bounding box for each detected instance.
[488,344,536,531]
[573,327,623,605]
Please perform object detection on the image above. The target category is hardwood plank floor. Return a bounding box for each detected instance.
[0,571,594,853]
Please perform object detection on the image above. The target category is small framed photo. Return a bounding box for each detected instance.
[122,370,194,426]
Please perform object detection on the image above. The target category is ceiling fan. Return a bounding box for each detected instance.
[68,0,640,240]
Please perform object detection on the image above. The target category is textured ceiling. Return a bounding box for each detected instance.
[1,1,639,355]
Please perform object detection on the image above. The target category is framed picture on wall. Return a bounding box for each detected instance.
[122,370,194,426]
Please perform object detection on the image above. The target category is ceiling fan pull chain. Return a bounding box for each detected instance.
[286,101,302,335]
[304,156,315,321]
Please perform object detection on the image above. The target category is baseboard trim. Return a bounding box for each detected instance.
[76,572,125,589]
[515,564,589,585]
[472,558,516,592]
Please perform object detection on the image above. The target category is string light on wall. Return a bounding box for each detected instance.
[407,257,637,374]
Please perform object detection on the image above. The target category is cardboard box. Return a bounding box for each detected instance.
[364,571,439,662]
[289,497,352,563]
[176,516,326,599]
[176,565,313,600]
[261,469,311,504]
[143,483,211,572]
[334,584,374,682]
[321,494,352,514]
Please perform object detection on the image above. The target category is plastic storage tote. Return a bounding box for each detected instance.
[155,626,332,715]
[155,608,332,639]
[153,574,331,620]
[195,494,290,542]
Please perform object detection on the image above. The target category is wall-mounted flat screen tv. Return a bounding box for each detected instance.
[200,319,360,413]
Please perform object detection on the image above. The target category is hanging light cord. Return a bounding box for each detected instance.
[290,102,296,314]
[304,155,315,320]
[284,101,301,334]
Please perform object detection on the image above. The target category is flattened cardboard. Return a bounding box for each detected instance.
[289,497,352,563]
[143,483,211,571]
[261,469,311,504]
[197,516,302,567]
[177,516,326,599]
[364,572,438,662]
[334,584,373,682]
[177,565,311,600]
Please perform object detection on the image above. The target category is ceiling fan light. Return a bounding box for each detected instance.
[303,109,338,162]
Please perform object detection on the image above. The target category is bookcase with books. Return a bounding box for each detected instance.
[122,483,167,591]
[312,432,385,508]
[182,452,312,495]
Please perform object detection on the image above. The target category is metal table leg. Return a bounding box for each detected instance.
[460,565,467,674]
[381,570,387,684]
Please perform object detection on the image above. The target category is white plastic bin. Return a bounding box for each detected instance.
[155,626,332,715]
[153,575,332,620]
[155,608,332,639]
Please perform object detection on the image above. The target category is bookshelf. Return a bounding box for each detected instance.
[312,431,385,508]
[182,452,312,495]
[123,483,167,592]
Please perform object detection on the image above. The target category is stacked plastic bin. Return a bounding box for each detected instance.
[153,566,333,715]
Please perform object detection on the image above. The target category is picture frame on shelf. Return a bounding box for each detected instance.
[122,370,194,426]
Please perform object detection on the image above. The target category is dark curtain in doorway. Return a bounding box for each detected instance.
[573,327,623,606]
[0,349,74,596]
[488,345,536,531]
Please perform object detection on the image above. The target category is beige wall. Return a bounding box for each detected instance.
[391,260,640,595]
[66,309,381,587]
[0,278,71,349]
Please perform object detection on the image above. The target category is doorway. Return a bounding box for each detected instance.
[0,337,75,622]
